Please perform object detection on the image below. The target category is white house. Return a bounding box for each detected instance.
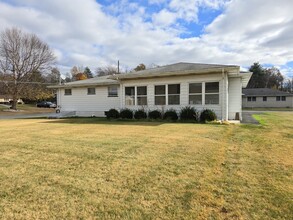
[49,63,252,120]
[242,88,293,108]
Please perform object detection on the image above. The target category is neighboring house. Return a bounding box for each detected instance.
[242,88,293,108]
[49,62,252,120]
[0,95,24,104]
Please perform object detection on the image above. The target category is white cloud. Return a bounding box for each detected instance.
[0,0,292,77]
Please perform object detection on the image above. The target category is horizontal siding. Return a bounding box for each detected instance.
[242,96,293,108]
[59,86,120,116]
[228,78,242,120]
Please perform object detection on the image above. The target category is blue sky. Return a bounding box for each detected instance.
[0,0,293,78]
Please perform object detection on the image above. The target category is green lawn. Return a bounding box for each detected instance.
[0,113,292,219]
[0,104,54,115]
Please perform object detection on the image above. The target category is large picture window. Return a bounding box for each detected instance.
[125,87,135,105]
[189,83,202,104]
[155,85,166,105]
[168,84,180,105]
[205,82,219,104]
[137,86,147,105]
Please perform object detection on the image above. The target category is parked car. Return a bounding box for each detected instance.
[36,101,57,108]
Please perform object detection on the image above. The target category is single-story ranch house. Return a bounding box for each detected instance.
[49,63,252,120]
[242,88,293,108]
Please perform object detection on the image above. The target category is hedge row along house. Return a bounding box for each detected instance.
[49,63,252,121]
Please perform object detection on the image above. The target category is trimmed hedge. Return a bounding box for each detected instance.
[148,110,162,119]
[179,106,197,121]
[120,109,133,119]
[134,109,147,119]
[163,109,178,121]
[200,109,217,122]
[105,108,120,119]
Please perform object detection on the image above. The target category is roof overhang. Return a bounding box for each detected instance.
[228,71,252,88]
[48,81,119,89]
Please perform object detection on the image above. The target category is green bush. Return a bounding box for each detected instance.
[179,106,197,121]
[200,109,217,122]
[134,109,147,119]
[148,110,162,119]
[105,108,120,119]
[120,109,133,119]
[163,109,178,121]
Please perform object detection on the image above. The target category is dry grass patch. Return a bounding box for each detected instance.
[0,113,292,219]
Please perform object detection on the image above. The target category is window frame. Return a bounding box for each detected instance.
[168,84,180,105]
[263,96,267,102]
[87,88,96,95]
[154,85,166,105]
[189,82,202,105]
[108,86,118,97]
[276,96,281,101]
[64,88,72,96]
[125,86,135,106]
[137,86,148,106]
[281,96,286,101]
[205,82,220,105]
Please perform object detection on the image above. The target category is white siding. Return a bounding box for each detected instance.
[58,86,120,117]
[228,77,242,120]
[121,74,225,119]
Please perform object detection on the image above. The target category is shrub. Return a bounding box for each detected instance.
[105,108,119,119]
[163,109,178,121]
[179,106,197,121]
[134,109,147,119]
[120,109,133,119]
[200,109,217,122]
[148,110,162,119]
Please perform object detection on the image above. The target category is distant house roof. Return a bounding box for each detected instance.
[49,62,252,88]
[242,88,293,97]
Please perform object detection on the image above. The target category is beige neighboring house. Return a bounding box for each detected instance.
[49,62,252,120]
[0,95,24,104]
[242,88,293,108]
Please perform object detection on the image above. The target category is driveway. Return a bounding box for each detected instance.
[241,111,262,124]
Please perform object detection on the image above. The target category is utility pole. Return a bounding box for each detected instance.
[117,60,120,74]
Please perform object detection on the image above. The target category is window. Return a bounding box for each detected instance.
[276,96,280,101]
[108,86,118,97]
[155,85,166,105]
[168,84,180,105]
[189,83,202,104]
[248,96,256,102]
[137,86,147,105]
[87,88,95,95]
[282,96,286,101]
[205,82,219,104]
[263,96,267,101]
[64,89,72,95]
[125,87,135,105]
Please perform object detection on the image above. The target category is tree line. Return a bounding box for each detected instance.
[247,63,292,92]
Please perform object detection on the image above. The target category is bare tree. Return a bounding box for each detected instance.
[95,66,119,76]
[0,27,55,109]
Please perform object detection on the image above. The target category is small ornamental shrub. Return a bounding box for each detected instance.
[105,108,119,119]
[200,109,217,122]
[163,109,178,121]
[148,110,162,119]
[179,106,197,121]
[120,108,133,119]
[134,109,147,119]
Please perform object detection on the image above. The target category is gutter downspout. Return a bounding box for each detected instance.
[221,69,225,121]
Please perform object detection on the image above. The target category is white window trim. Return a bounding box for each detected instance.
[189,82,203,105]
[87,88,96,95]
[154,84,166,106]
[136,86,148,106]
[168,84,180,105]
[205,82,220,105]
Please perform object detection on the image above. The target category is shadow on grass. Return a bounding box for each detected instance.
[40,117,168,126]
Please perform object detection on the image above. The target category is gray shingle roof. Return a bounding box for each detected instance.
[115,62,239,80]
[242,88,293,97]
[48,75,119,88]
